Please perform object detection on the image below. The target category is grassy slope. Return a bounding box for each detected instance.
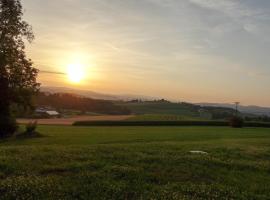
[117,102,199,116]
[1,126,270,199]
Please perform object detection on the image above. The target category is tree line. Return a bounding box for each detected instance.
[34,92,131,115]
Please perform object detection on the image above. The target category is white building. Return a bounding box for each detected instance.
[35,108,60,118]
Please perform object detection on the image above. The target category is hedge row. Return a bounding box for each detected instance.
[244,122,270,128]
[73,120,229,126]
[73,120,270,127]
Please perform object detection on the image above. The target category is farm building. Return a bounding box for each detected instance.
[35,108,60,118]
[198,108,212,119]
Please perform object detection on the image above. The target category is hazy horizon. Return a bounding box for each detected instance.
[22,0,270,107]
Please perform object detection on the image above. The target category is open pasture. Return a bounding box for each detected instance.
[1,126,270,199]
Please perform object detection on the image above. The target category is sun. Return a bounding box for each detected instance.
[67,63,85,83]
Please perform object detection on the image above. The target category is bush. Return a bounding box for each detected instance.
[26,121,37,133]
[244,122,270,128]
[229,116,244,128]
[19,121,40,138]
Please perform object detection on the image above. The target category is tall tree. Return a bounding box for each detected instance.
[0,0,39,137]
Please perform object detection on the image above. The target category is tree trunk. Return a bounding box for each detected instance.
[0,73,13,137]
[0,58,16,137]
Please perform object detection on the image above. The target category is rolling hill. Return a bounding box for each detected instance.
[39,87,270,119]
[117,100,236,120]
[198,103,270,116]
[41,86,156,101]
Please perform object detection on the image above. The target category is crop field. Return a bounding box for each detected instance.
[0,126,270,199]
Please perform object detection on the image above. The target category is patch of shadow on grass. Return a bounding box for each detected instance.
[99,139,147,145]
[40,167,75,176]
[0,133,46,145]
[15,132,45,140]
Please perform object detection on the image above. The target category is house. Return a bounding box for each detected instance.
[45,110,60,117]
[198,108,212,119]
[35,108,60,118]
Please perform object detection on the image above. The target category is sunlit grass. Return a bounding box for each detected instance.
[1,126,270,199]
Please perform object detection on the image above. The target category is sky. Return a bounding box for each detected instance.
[21,0,270,106]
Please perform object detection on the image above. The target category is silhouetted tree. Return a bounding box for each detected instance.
[0,0,39,137]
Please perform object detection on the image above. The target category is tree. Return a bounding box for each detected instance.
[0,0,39,137]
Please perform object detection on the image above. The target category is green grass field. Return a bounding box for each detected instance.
[117,102,200,116]
[1,126,270,199]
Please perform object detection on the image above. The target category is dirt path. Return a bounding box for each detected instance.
[17,115,133,125]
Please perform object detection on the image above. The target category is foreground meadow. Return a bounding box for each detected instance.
[0,126,270,199]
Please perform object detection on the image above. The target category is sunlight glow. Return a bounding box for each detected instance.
[67,63,85,83]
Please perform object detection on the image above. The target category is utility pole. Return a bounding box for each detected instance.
[234,102,240,116]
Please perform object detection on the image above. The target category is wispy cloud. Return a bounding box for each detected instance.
[39,70,66,75]
[189,0,256,17]
[22,0,270,106]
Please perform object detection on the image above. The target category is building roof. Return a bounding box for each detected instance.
[45,111,59,116]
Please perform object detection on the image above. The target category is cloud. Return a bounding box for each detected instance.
[21,0,270,106]
[189,0,237,10]
[188,0,269,36]
[39,70,66,75]
[189,0,255,17]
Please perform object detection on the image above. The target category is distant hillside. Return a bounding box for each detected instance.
[117,100,236,120]
[39,87,270,119]
[118,101,199,116]
[41,86,156,101]
[35,92,131,115]
[198,103,270,116]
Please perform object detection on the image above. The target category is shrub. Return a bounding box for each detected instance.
[26,121,37,133]
[229,116,244,128]
[244,122,270,128]
[18,121,41,138]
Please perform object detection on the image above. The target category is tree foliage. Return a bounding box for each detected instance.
[229,116,244,128]
[0,0,39,137]
[35,92,131,115]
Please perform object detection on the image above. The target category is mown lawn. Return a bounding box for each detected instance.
[0,126,270,199]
